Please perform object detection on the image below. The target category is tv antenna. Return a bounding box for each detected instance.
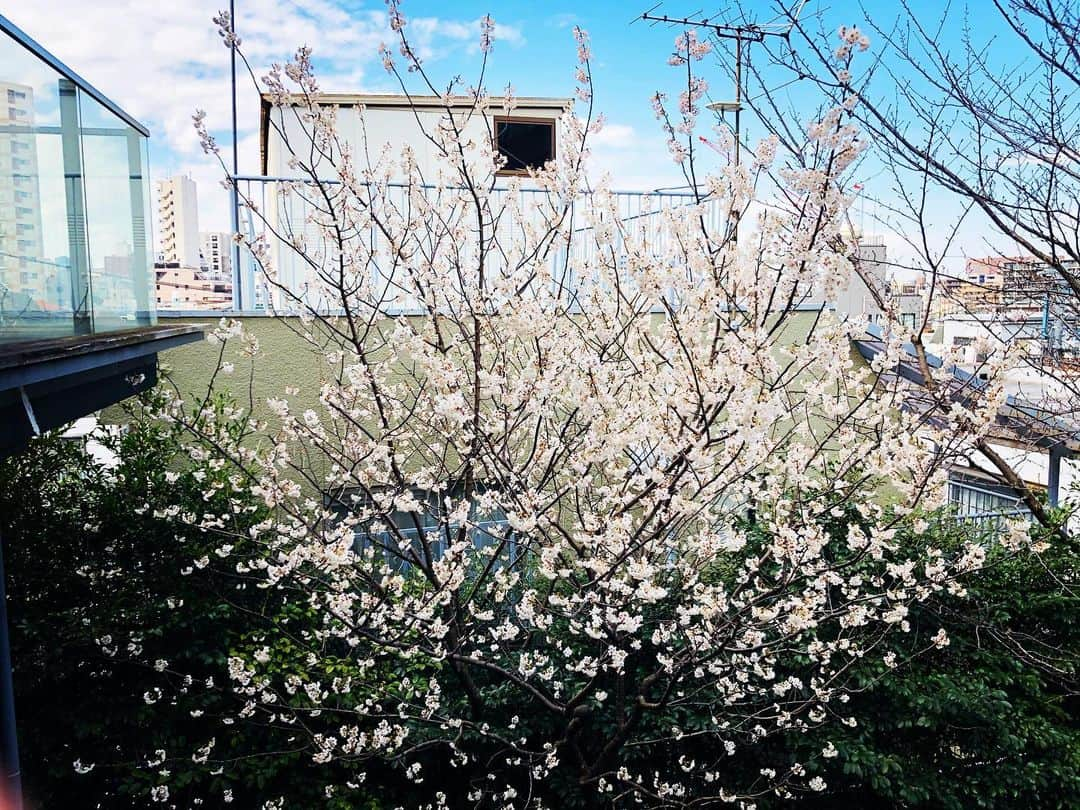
[639,2,810,168]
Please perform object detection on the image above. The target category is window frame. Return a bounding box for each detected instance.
[493,115,557,177]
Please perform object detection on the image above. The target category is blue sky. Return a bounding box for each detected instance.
[6,0,1035,273]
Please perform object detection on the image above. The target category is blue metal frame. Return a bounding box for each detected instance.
[0,13,150,137]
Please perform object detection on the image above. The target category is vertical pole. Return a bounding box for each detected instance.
[732,34,742,244]
[0,530,22,810]
[733,34,741,169]
[59,78,92,336]
[1048,445,1063,508]
[229,0,242,311]
[127,131,152,325]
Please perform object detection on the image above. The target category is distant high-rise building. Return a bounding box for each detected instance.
[0,81,46,306]
[156,175,200,268]
[199,231,232,281]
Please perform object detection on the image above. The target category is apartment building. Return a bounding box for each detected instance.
[156,175,200,269]
[0,80,46,308]
[199,231,232,281]
[155,262,232,310]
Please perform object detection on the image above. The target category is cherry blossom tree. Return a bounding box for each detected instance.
[739,0,1080,533]
[160,6,1025,807]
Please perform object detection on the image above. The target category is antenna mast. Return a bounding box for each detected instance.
[640,2,809,167]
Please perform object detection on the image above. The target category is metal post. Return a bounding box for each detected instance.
[1048,444,1064,507]
[229,0,242,311]
[733,34,741,170]
[127,131,152,325]
[59,78,92,335]
[0,530,22,810]
[733,34,742,244]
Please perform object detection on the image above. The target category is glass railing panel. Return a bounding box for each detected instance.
[0,33,79,341]
[78,87,154,331]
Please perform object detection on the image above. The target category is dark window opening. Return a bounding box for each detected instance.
[495,117,555,174]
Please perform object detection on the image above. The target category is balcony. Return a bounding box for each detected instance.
[0,18,155,342]
[0,14,203,454]
[233,176,724,312]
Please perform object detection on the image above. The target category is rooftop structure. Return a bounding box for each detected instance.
[0,15,204,803]
[852,322,1080,527]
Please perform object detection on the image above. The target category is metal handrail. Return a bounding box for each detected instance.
[231,176,726,311]
[231,174,713,199]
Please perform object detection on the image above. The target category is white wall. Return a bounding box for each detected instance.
[834,238,886,324]
[265,101,566,185]
[261,99,568,310]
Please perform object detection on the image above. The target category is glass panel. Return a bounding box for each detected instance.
[0,35,77,340]
[0,28,154,344]
[79,87,154,331]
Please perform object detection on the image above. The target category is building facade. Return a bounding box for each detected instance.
[199,231,232,281]
[155,263,232,310]
[0,81,46,310]
[253,94,575,311]
[156,175,200,269]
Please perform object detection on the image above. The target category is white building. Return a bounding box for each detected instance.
[0,81,46,306]
[253,94,590,311]
[251,94,896,320]
[834,235,886,324]
[262,93,567,184]
[156,175,201,269]
[199,231,232,281]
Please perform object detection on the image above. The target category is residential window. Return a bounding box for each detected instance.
[494,116,555,174]
[329,483,514,571]
[948,479,1029,526]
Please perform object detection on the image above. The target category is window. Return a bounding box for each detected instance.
[328,483,515,571]
[494,116,555,174]
[948,479,1029,524]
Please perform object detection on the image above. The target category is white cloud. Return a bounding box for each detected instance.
[5,1,524,231]
[586,122,689,192]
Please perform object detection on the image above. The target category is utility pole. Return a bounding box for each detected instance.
[229,0,242,311]
[640,6,807,168]
[639,4,809,240]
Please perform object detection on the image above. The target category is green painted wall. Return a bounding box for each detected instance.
[155,314,330,416]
